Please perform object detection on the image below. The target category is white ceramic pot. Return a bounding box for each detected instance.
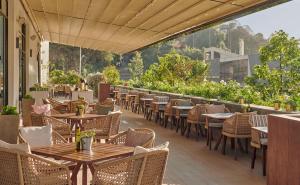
[81,137,93,151]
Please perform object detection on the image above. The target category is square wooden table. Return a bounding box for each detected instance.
[252,126,268,134]
[172,106,194,135]
[32,143,134,185]
[202,113,234,150]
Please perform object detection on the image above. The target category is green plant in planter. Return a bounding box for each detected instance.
[80,130,96,138]
[1,106,19,115]
[23,94,33,99]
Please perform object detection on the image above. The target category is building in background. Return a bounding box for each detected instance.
[204,39,260,84]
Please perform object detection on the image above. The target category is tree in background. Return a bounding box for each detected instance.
[49,69,81,85]
[102,66,120,85]
[128,51,144,81]
[141,50,208,89]
[246,30,300,100]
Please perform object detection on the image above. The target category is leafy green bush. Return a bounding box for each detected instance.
[102,66,120,85]
[49,69,81,85]
[1,106,18,115]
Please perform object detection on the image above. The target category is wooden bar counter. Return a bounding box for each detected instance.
[268,114,300,185]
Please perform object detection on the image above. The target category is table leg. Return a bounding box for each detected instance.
[214,134,223,150]
[88,163,95,175]
[82,163,88,185]
[71,163,82,185]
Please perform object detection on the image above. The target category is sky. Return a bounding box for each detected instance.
[237,0,300,39]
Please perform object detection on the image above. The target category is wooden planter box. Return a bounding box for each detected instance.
[22,98,35,127]
[0,115,20,144]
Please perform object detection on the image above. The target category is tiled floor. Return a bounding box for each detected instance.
[78,109,266,185]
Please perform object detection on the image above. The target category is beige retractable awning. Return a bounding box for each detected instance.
[24,0,281,54]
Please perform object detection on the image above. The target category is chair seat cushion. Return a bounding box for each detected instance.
[125,128,153,147]
[134,142,169,155]
[19,125,52,148]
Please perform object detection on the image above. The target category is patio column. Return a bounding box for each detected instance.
[7,0,19,106]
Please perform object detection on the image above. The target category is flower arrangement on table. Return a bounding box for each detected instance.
[80,130,96,151]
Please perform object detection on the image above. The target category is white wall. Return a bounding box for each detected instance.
[7,0,41,106]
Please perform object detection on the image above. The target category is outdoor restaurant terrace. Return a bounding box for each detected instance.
[0,0,300,185]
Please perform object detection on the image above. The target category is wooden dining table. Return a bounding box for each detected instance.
[32,143,134,185]
[252,126,268,134]
[202,113,235,150]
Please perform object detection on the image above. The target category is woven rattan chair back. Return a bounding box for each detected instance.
[205,104,227,113]
[0,147,71,185]
[109,112,122,136]
[0,148,23,184]
[250,114,268,147]
[164,99,181,116]
[92,150,168,185]
[31,113,47,126]
[69,100,88,113]
[223,112,255,136]
[187,104,207,123]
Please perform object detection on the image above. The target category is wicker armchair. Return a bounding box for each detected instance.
[0,148,71,185]
[186,104,207,139]
[108,128,155,148]
[48,98,68,113]
[68,100,89,113]
[250,114,268,176]
[142,94,156,118]
[221,112,256,160]
[174,99,193,133]
[83,112,121,142]
[147,96,169,121]
[64,85,72,99]
[30,113,71,141]
[44,116,72,141]
[164,99,181,129]
[152,96,169,123]
[92,149,168,185]
[133,92,147,114]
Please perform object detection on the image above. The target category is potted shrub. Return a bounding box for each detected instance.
[0,106,20,144]
[80,130,95,151]
[273,100,281,111]
[22,94,35,127]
